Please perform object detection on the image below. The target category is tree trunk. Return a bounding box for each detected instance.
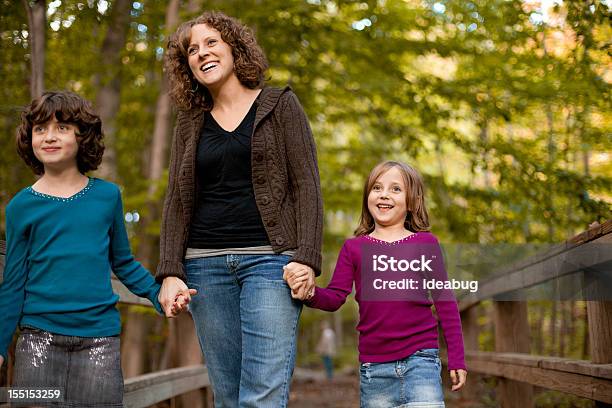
[94,0,132,180]
[121,309,150,378]
[122,0,183,379]
[176,313,204,408]
[22,0,45,98]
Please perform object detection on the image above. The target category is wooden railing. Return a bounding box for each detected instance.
[454,220,612,407]
[112,278,213,407]
[2,221,610,406]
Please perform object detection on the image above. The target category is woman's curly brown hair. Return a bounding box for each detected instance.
[17,91,104,175]
[165,11,269,110]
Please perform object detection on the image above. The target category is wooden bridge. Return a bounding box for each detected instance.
[0,220,611,407]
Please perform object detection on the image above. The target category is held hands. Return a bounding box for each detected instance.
[450,369,467,391]
[159,276,197,318]
[282,262,315,300]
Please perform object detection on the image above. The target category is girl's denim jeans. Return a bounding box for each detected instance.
[185,254,302,408]
[360,348,445,408]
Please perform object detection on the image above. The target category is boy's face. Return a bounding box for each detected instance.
[32,115,79,172]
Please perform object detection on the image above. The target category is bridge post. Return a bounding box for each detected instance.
[587,301,612,408]
[494,301,533,408]
[458,305,481,403]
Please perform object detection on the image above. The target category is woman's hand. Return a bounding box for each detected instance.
[159,276,197,317]
[283,262,315,300]
[450,369,467,391]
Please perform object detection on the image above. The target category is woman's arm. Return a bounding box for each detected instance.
[280,91,324,275]
[156,111,188,283]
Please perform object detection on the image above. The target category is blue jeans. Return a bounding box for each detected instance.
[185,254,302,408]
[360,349,445,408]
[322,355,334,379]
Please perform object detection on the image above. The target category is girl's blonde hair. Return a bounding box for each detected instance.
[354,161,430,236]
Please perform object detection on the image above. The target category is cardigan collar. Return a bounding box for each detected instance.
[187,85,291,130]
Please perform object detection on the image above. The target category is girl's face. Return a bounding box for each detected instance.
[187,24,235,91]
[32,116,79,172]
[367,167,408,229]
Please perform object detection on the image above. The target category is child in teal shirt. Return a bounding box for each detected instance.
[0,91,191,406]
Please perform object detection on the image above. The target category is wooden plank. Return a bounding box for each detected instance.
[462,352,612,403]
[123,365,210,408]
[488,220,612,278]
[494,301,533,407]
[459,233,612,311]
[587,301,612,364]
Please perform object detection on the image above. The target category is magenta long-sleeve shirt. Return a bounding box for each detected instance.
[306,232,466,370]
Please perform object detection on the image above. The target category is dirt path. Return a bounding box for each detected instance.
[290,374,360,407]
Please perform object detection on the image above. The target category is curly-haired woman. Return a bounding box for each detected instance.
[156,11,323,407]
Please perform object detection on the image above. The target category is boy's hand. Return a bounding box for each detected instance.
[450,369,467,391]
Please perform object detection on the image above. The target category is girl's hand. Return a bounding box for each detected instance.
[450,369,467,391]
[171,293,194,315]
[159,277,197,317]
[283,262,315,300]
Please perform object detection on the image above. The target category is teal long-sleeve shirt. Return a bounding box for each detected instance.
[0,178,162,358]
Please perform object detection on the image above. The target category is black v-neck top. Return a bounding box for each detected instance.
[188,100,270,248]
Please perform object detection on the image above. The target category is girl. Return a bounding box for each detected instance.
[0,91,191,407]
[285,160,467,408]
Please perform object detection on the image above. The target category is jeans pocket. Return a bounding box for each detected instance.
[360,363,372,383]
[255,254,291,282]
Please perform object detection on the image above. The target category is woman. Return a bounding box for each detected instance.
[155,11,323,408]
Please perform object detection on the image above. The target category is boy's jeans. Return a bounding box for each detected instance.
[185,254,302,408]
[360,348,445,408]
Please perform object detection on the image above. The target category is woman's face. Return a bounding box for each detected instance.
[187,24,235,91]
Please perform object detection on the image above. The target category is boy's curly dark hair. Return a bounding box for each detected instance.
[165,11,268,110]
[17,91,104,175]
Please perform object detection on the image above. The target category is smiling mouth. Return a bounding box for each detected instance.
[42,147,60,152]
[201,62,218,73]
[377,204,394,210]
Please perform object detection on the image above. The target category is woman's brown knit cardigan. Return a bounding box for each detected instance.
[155,86,323,282]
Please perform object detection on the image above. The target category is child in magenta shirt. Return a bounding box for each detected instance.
[285,160,467,407]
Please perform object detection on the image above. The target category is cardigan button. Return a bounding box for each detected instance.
[254,152,264,162]
[267,219,277,227]
[256,176,266,184]
[275,237,284,245]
